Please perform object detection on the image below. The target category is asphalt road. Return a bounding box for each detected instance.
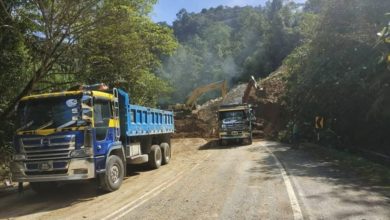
[0,139,389,220]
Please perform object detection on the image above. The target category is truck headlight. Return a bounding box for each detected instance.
[71,147,93,158]
[12,154,26,161]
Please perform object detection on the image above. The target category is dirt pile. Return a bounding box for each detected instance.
[173,67,288,139]
[171,138,208,154]
[260,66,287,103]
[221,84,247,105]
[173,84,247,138]
[251,66,288,138]
[173,115,217,138]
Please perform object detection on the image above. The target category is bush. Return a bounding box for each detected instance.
[0,144,13,181]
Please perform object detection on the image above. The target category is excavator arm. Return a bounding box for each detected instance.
[242,76,259,104]
[185,80,228,108]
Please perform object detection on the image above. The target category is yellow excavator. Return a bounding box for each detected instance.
[171,80,228,112]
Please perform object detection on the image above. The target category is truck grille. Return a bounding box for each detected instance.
[21,135,75,161]
[225,123,246,131]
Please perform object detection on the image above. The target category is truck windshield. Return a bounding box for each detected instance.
[17,96,82,131]
[219,111,245,121]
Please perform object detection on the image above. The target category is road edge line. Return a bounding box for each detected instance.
[264,145,304,220]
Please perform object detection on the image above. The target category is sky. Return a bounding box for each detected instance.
[151,0,306,24]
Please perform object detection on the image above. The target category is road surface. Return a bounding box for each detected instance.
[0,139,389,219]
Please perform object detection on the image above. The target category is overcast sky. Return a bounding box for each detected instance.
[150,0,306,24]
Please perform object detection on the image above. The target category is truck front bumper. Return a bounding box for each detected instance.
[11,158,95,182]
[219,131,251,139]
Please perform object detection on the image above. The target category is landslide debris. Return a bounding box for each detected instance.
[173,84,247,138]
[253,66,288,138]
[173,66,288,139]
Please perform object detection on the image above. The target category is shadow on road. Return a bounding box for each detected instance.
[247,142,390,219]
[199,139,253,150]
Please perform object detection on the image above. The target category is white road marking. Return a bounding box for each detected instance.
[114,173,185,220]
[263,144,304,220]
[102,170,186,220]
[191,153,211,171]
[104,152,212,220]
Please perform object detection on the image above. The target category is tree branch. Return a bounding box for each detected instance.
[33,80,78,93]
[0,0,12,20]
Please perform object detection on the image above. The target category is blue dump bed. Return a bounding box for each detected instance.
[117,89,174,137]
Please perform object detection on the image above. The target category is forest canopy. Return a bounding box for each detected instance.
[0,0,177,149]
[0,0,389,154]
[158,0,390,152]
[158,1,303,104]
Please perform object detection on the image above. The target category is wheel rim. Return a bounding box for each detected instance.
[110,164,120,184]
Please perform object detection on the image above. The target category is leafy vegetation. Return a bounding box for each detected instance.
[159,0,389,155]
[0,0,389,170]
[0,0,176,159]
[158,1,303,104]
[0,0,176,111]
[283,0,390,153]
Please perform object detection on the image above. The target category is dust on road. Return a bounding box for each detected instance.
[0,139,389,220]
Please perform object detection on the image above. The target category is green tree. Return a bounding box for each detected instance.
[284,0,390,149]
[77,0,177,106]
[160,4,303,104]
[0,0,177,154]
[0,0,102,120]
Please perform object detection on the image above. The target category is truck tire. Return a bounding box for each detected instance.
[148,145,162,169]
[99,155,124,192]
[247,136,253,145]
[160,143,171,165]
[30,182,58,194]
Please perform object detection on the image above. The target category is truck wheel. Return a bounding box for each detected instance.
[148,145,162,169]
[247,133,253,145]
[99,155,124,192]
[160,143,171,165]
[30,182,58,194]
[248,136,253,145]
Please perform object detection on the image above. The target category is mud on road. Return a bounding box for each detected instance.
[0,138,389,220]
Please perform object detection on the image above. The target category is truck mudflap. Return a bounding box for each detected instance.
[10,158,95,182]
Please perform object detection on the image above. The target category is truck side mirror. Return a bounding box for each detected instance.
[82,109,93,124]
[81,95,93,125]
[84,127,94,147]
[249,109,256,121]
[251,115,256,121]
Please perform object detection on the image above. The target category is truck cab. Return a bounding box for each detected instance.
[218,104,255,145]
[11,84,174,193]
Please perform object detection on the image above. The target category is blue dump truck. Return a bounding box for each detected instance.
[11,84,174,192]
